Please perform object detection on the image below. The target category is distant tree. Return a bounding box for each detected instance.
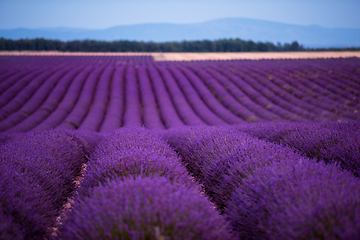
[257,42,268,52]
[3,37,357,52]
[289,41,300,51]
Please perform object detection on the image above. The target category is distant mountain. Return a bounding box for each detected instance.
[1,18,359,48]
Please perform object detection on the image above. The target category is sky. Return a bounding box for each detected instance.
[0,0,359,30]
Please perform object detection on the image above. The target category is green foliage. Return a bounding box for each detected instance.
[0,37,310,52]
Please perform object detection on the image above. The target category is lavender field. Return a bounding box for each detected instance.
[0,55,360,239]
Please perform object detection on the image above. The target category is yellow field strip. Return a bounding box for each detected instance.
[1,51,360,61]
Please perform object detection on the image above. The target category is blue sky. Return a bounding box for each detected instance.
[0,0,359,29]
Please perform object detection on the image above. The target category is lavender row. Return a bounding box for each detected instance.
[245,67,342,119]
[0,129,91,239]
[230,65,341,120]
[268,68,360,118]
[147,65,185,128]
[193,61,317,122]
[0,70,54,121]
[0,68,70,132]
[219,59,359,120]
[122,65,143,127]
[167,65,227,125]
[221,64,326,121]
[226,153,360,239]
[99,66,125,133]
[1,57,359,133]
[178,65,243,124]
[0,69,19,84]
[163,125,308,211]
[4,67,82,132]
[77,127,195,196]
[236,120,360,177]
[57,127,233,239]
[329,69,360,95]
[0,55,154,69]
[156,66,205,126]
[297,66,360,101]
[0,70,34,96]
[163,125,360,238]
[205,66,298,122]
[0,70,45,108]
[0,59,74,97]
[78,66,113,131]
[269,68,354,109]
[137,66,165,130]
[57,66,104,130]
[58,177,233,240]
[31,67,93,132]
[0,60,92,124]
[231,59,360,116]
[189,66,252,123]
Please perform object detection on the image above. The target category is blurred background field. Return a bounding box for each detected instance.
[1,51,360,61]
[1,1,360,239]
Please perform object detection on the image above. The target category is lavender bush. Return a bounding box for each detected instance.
[0,209,24,240]
[0,129,90,239]
[226,158,360,240]
[237,121,360,176]
[0,165,57,239]
[163,125,308,211]
[1,129,88,206]
[79,127,195,196]
[58,177,234,240]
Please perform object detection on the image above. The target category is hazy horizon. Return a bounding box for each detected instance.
[0,0,359,30]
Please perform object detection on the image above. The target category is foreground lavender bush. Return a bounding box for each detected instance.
[163,125,307,211]
[0,129,89,239]
[0,132,20,146]
[58,177,234,240]
[0,166,56,240]
[80,151,196,196]
[95,127,178,159]
[79,127,195,196]
[69,129,105,155]
[0,209,24,240]
[237,121,360,177]
[226,159,360,240]
[1,130,88,207]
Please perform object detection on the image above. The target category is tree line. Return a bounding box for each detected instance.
[0,38,304,52]
[0,37,358,52]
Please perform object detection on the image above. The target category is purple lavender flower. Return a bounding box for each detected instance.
[163,125,308,211]
[226,158,360,239]
[237,121,360,177]
[0,129,90,239]
[58,177,235,240]
[0,205,25,240]
[79,127,196,196]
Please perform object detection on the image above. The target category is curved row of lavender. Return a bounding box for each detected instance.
[1,121,359,239]
[56,127,233,239]
[0,129,100,239]
[0,56,359,133]
[163,122,360,239]
[1,55,360,239]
